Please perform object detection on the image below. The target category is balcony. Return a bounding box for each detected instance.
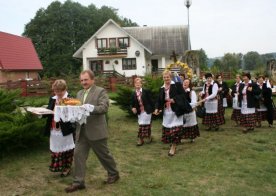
[97,47,127,57]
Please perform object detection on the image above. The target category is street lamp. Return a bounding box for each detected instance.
[185,0,192,50]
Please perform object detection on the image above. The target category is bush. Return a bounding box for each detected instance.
[224,79,236,89]
[0,89,47,157]
[112,85,134,116]
[0,113,47,157]
[20,96,49,107]
[0,89,23,112]
[111,75,163,116]
[143,75,163,101]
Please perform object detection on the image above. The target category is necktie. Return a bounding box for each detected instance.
[83,90,89,103]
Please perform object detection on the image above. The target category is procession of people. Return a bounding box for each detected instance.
[40,69,274,193]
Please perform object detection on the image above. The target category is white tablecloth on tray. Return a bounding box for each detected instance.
[54,104,94,125]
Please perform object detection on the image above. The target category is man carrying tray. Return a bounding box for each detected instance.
[65,70,119,193]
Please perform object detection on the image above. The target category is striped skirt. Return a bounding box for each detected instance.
[138,124,151,138]
[202,112,225,126]
[161,126,183,144]
[231,109,241,122]
[240,113,256,128]
[256,111,267,122]
[218,98,225,115]
[182,125,200,139]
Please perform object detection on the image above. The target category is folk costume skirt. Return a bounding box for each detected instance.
[137,111,152,138]
[240,102,256,128]
[161,108,183,144]
[256,103,267,122]
[231,109,241,122]
[202,99,225,127]
[182,110,200,139]
[49,129,75,172]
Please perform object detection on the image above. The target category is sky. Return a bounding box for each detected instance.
[1,0,276,58]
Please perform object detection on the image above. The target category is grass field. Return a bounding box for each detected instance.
[0,104,276,196]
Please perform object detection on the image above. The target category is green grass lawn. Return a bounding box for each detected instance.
[0,105,276,196]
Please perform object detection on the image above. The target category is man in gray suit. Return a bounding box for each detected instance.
[65,70,119,193]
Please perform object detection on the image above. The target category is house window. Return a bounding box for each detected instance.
[97,38,107,48]
[122,58,136,70]
[118,37,129,48]
[109,38,116,48]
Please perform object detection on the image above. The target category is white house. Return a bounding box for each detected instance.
[73,19,189,77]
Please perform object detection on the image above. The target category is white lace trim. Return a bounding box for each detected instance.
[54,104,94,124]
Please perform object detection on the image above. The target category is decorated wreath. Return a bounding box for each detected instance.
[165,60,193,79]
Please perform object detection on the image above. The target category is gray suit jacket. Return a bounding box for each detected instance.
[76,85,109,141]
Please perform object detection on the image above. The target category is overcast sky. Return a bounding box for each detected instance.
[1,0,275,57]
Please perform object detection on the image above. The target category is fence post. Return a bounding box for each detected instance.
[132,75,137,87]
[109,76,117,92]
[20,80,27,96]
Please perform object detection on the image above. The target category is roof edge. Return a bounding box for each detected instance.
[73,19,152,58]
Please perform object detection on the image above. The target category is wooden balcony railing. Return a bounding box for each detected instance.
[97,47,127,56]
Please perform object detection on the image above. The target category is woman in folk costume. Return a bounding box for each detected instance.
[131,77,154,146]
[182,78,200,143]
[200,73,225,131]
[216,74,229,117]
[44,80,75,177]
[154,70,192,156]
[238,72,261,133]
[231,74,242,126]
[256,75,274,128]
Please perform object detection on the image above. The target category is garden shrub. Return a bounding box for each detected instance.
[224,79,236,89]
[111,75,163,116]
[0,89,23,113]
[0,89,47,157]
[112,85,134,116]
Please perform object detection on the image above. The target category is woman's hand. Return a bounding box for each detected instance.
[154,109,162,115]
[132,108,137,114]
[247,87,252,92]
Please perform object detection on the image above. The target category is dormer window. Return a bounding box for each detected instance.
[118,37,129,48]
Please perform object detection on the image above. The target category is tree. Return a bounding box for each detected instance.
[243,51,262,70]
[210,59,222,74]
[23,0,138,77]
[198,48,208,71]
[221,53,242,72]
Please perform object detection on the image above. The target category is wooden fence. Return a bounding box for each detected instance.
[0,76,137,97]
[0,72,234,97]
[0,80,51,96]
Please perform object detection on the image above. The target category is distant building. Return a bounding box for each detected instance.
[73,19,189,76]
[0,32,43,83]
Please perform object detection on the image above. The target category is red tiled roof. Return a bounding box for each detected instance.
[0,32,43,71]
